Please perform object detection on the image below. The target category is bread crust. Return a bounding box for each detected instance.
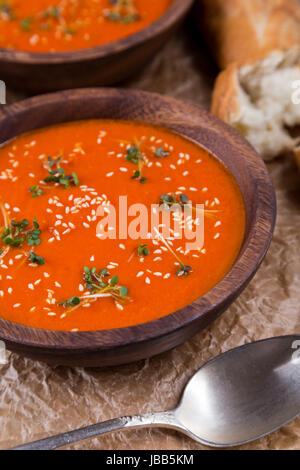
[198,0,300,68]
[294,146,300,170]
[211,64,239,123]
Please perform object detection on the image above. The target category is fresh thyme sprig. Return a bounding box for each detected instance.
[58,267,129,312]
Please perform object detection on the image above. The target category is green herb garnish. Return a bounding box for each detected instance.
[29,252,45,265]
[43,156,80,189]
[153,227,192,278]
[159,193,218,219]
[26,218,41,246]
[155,147,170,158]
[0,1,16,20]
[176,264,191,277]
[29,185,43,198]
[126,142,147,183]
[44,5,60,19]
[20,17,33,32]
[138,244,149,256]
[63,26,76,35]
[104,0,140,24]
[1,218,41,248]
[58,266,129,312]
[58,296,80,308]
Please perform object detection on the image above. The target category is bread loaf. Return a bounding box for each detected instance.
[198,0,300,160]
[212,48,300,160]
[198,0,300,68]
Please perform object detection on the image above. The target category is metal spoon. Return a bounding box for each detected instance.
[11,335,300,450]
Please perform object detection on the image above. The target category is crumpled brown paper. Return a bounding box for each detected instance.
[1,26,300,451]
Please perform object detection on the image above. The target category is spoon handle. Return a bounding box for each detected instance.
[10,411,179,450]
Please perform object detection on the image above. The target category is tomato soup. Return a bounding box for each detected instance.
[0,0,172,52]
[0,120,246,331]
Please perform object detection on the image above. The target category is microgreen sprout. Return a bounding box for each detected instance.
[1,217,41,248]
[153,227,192,278]
[104,0,140,24]
[29,252,45,265]
[155,147,170,158]
[159,193,219,218]
[138,244,149,256]
[58,266,129,313]
[29,185,44,198]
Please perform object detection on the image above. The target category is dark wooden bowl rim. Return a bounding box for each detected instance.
[0,88,276,352]
[0,0,193,64]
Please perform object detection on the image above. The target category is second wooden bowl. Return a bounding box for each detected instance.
[0,0,194,93]
[0,88,276,366]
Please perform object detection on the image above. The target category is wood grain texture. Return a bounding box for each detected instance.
[0,88,276,366]
[0,0,194,94]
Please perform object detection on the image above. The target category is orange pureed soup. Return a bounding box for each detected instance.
[0,120,246,331]
[0,0,172,52]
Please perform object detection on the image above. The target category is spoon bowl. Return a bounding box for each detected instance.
[175,335,300,446]
[11,335,300,450]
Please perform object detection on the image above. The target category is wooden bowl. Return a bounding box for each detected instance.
[0,0,194,94]
[0,88,276,367]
